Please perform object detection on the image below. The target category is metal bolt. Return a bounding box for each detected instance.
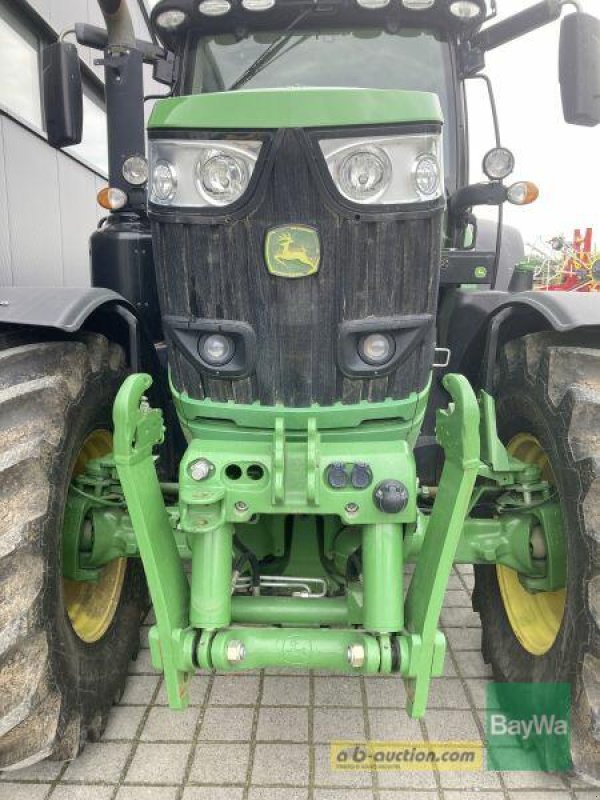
[226,640,246,664]
[189,458,214,482]
[345,503,359,516]
[235,501,249,514]
[348,643,366,669]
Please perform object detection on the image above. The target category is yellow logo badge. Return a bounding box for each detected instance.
[265,225,321,278]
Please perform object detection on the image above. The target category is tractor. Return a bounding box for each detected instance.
[1,0,600,780]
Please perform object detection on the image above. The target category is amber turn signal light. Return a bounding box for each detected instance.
[97,187,128,210]
[507,181,539,206]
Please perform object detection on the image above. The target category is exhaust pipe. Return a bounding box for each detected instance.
[97,0,136,48]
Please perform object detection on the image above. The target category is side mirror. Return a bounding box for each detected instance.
[559,12,600,127]
[42,42,83,149]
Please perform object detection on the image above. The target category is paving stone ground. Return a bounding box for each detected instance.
[2,566,600,800]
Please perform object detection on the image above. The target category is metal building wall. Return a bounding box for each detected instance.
[0,0,153,289]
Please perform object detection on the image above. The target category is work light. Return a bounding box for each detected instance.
[122,155,149,186]
[156,9,187,29]
[357,0,391,8]
[198,0,231,15]
[449,0,482,19]
[242,0,276,9]
[149,140,262,208]
[320,134,443,206]
[483,147,515,181]
[401,0,435,9]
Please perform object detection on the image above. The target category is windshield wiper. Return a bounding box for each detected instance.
[228,8,312,91]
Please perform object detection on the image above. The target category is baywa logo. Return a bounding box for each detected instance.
[486,683,571,772]
[265,225,321,278]
[489,713,568,739]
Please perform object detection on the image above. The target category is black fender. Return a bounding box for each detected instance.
[439,288,600,386]
[0,286,145,368]
[0,285,183,478]
[415,288,600,485]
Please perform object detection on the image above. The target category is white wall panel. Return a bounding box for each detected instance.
[3,117,63,286]
[57,152,98,286]
[0,119,13,286]
[2,0,161,289]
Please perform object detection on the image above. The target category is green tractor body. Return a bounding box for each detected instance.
[2,0,600,779]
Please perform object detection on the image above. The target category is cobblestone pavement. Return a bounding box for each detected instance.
[2,566,599,800]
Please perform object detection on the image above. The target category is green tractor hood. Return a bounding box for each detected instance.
[148,87,443,130]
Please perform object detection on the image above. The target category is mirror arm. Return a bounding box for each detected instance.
[74,23,165,63]
[473,0,563,52]
[449,183,508,219]
[97,0,136,49]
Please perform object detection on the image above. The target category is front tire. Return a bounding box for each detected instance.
[0,334,147,769]
[474,332,600,781]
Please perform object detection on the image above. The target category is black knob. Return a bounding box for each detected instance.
[373,480,409,514]
[327,462,348,489]
[351,463,373,489]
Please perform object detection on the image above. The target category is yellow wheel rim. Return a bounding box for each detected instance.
[63,430,127,644]
[497,433,566,657]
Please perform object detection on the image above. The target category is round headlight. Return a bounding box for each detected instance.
[198,334,235,366]
[156,10,187,29]
[358,333,396,367]
[483,147,515,181]
[122,155,149,186]
[338,147,392,203]
[414,154,441,198]
[449,0,482,19]
[198,0,231,15]
[196,153,250,205]
[152,160,177,204]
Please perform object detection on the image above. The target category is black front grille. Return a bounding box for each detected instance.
[152,129,443,407]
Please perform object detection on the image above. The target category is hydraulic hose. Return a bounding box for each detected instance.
[97,0,136,48]
[233,534,261,589]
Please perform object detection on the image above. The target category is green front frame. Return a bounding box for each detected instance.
[62,374,563,720]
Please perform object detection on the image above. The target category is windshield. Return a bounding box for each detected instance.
[186,27,458,189]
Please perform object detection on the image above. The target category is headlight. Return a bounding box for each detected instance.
[338,147,392,203]
[414,154,441,198]
[152,160,177,204]
[196,152,250,206]
[320,133,443,206]
[198,334,235,366]
[358,333,396,366]
[149,140,262,208]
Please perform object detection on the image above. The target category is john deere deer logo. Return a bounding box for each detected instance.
[265,225,321,278]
